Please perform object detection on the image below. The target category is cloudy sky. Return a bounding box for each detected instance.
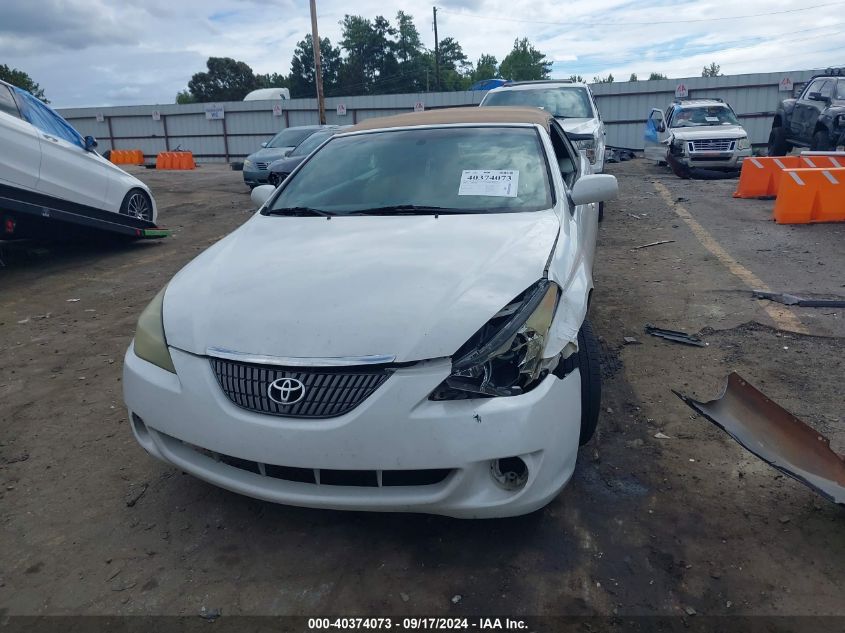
[2,0,844,107]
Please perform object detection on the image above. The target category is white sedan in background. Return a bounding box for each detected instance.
[123,107,617,518]
[0,79,156,238]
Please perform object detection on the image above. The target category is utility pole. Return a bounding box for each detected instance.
[432,6,440,92]
[310,0,326,124]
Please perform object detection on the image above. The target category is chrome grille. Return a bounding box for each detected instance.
[689,139,735,152]
[211,358,390,418]
[255,162,271,170]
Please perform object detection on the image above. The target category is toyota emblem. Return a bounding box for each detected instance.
[267,377,306,405]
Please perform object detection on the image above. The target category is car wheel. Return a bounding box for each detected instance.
[268,173,279,186]
[576,320,602,445]
[811,129,833,151]
[598,202,605,223]
[120,189,153,221]
[767,127,791,156]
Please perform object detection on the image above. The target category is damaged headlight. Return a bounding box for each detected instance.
[737,137,751,150]
[429,280,560,400]
[574,138,597,163]
[671,138,686,154]
[133,287,176,374]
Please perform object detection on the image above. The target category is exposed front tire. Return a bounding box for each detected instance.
[811,128,833,151]
[767,126,791,156]
[120,189,153,221]
[598,202,605,223]
[576,320,602,445]
[268,173,279,187]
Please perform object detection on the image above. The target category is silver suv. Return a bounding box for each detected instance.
[480,80,607,173]
[644,98,751,178]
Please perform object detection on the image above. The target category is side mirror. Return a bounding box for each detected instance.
[251,184,275,208]
[657,122,666,133]
[84,135,98,151]
[260,141,268,148]
[808,92,828,102]
[570,174,618,206]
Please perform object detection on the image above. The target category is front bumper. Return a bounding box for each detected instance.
[123,345,583,518]
[678,148,752,170]
[242,167,269,186]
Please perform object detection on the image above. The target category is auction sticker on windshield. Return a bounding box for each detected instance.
[458,170,519,197]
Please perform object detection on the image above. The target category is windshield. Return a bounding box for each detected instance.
[671,106,739,128]
[267,127,317,149]
[482,87,593,119]
[290,130,336,156]
[837,79,845,100]
[266,127,553,215]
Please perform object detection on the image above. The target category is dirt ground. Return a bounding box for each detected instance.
[1,160,843,618]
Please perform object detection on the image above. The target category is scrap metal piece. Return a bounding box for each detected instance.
[752,290,845,308]
[674,372,845,505]
[644,323,706,347]
[632,239,675,250]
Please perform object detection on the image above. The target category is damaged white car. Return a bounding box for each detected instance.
[123,107,617,518]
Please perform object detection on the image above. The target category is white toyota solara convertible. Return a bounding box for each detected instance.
[123,107,617,518]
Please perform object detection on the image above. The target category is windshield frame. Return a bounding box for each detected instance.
[262,123,558,216]
[289,129,338,157]
[669,104,740,128]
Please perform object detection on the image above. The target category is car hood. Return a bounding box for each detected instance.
[556,117,599,136]
[248,147,294,163]
[670,125,747,140]
[268,155,306,173]
[163,211,561,363]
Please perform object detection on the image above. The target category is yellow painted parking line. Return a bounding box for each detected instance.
[654,182,808,334]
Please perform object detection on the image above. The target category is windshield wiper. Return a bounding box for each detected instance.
[347,205,472,216]
[264,206,335,217]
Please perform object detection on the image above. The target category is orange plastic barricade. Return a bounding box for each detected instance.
[110,149,145,165]
[733,156,803,199]
[156,151,195,170]
[773,167,845,224]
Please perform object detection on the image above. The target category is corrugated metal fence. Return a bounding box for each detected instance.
[57,68,822,162]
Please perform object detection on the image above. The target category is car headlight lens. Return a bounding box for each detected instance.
[837,114,845,127]
[575,139,597,163]
[429,280,560,400]
[737,137,750,150]
[243,159,253,169]
[133,287,176,373]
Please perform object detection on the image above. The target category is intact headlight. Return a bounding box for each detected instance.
[243,159,253,169]
[429,280,560,400]
[737,137,751,150]
[574,139,597,163]
[133,287,176,373]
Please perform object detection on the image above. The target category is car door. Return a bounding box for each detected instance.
[791,79,826,142]
[15,90,109,209]
[644,108,668,162]
[0,84,42,191]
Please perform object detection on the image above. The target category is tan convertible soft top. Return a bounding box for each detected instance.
[347,106,552,133]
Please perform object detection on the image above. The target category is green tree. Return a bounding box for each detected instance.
[435,36,472,90]
[701,62,721,77]
[175,89,196,104]
[287,35,341,98]
[0,64,47,102]
[338,15,376,95]
[187,57,259,102]
[499,38,551,81]
[394,11,427,92]
[470,54,499,82]
[256,72,289,89]
[568,75,586,83]
[592,73,614,83]
[648,72,668,80]
[629,73,638,82]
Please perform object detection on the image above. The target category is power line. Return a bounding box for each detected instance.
[437,1,845,28]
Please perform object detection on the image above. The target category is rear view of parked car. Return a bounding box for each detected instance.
[242,125,327,188]
[0,80,157,239]
[123,107,617,518]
